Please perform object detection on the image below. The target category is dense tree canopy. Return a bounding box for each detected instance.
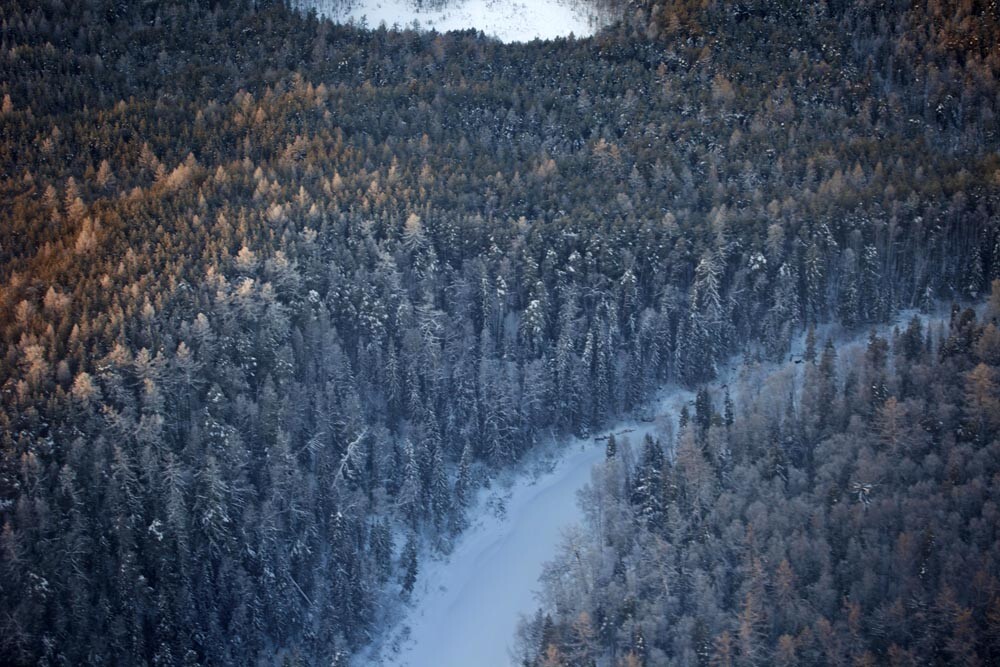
[0,0,998,664]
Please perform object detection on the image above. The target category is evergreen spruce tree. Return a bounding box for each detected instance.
[605,434,618,460]
[400,533,419,599]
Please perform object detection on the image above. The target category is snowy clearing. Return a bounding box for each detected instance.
[296,0,609,42]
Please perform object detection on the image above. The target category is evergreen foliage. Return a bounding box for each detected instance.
[0,0,998,663]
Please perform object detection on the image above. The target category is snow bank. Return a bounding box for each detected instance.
[297,0,609,42]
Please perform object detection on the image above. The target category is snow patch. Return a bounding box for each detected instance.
[297,0,610,42]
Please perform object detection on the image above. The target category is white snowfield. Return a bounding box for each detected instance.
[298,0,608,42]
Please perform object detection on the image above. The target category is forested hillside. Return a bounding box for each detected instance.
[521,300,1000,666]
[1,0,998,664]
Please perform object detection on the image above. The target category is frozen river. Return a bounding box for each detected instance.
[371,395,691,666]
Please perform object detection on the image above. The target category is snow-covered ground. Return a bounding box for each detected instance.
[358,304,962,667]
[297,0,609,42]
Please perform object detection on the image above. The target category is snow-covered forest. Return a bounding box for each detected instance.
[1,0,999,665]
[519,303,1000,665]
